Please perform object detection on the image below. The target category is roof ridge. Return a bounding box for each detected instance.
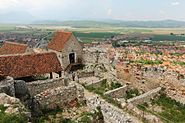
[4,41,28,46]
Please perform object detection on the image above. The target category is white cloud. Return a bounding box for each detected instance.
[171,1,180,6]
[107,8,112,16]
[0,0,19,10]
[0,0,70,11]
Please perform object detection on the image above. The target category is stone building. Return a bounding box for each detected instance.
[47,31,83,70]
[0,41,30,55]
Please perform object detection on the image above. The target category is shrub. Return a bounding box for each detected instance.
[110,82,122,90]
[0,105,27,123]
[125,88,140,99]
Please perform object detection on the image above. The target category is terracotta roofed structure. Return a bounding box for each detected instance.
[0,52,62,78]
[48,31,72,52]
[47,31,83,70]
[0,41,28,55]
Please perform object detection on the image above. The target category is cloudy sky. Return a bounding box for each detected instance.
[0,0,184,22]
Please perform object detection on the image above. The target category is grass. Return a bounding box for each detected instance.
[0,24,16,32]
[137,93,185,123]
[152,34,185,41]
[37,106,63,123]
[79,106,103,123]
[0,105,27,123]
[85,80,122,108]
[38,106,103,123]
[73,31,119,43]
[135,60,163,65]
[153,93,185,123]
[173,61,185,66]
[125,88,140,99]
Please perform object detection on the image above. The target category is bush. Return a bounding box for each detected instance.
[110,82,122,90]
[125,88,140,99]
[0,105,27,123]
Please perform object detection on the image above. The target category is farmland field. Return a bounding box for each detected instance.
[1,23,185,43]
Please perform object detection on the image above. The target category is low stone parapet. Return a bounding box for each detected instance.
[35,83,78,109]
[86,79,107,88]
[104,85,128,98]
[127,87,161,105]
[27,78,65,96]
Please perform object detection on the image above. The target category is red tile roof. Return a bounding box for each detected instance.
[0,52,62,78]
[0,41,28,55]
[48,31,72,52]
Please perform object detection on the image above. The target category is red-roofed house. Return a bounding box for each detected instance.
[48,31,82,70]
[0,52,62,79]
[0,41,30,55]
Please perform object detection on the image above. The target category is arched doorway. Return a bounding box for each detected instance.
[69,53,75,64]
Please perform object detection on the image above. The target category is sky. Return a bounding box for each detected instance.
[0,0,184,22]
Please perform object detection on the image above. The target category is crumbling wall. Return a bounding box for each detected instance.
[78,71,95,78]
[127,87,161,105]
[86,79,107,88]
[82,47,109,65]
[104,85,128,98]
[26,78,65,96]
[35,83,80,109]
[0,79,15,97]
[87,95,140,123]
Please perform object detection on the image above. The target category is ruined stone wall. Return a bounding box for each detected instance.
[86,79,107,88]
[26,78,65,96]
[127,87,161,105]
[104,85,128,98]
[162,71,185,104]
[0,78,15,96]
[82,47,109,65]
[87,95,140,123]
[78,71,95,78]
[35,83,78,109]
[82,50,97,64]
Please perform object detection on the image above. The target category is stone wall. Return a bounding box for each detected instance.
[86,95,141,123]
[0,78,15,97]
[61,35,83,69]
[82,47,109,65]
[86,79,107,88]
[78,71,95,78]
[35,83,83,109]
[26,78,66,96]
[48,35,83,70]
[104,85,128,98]
[127,87,161,105]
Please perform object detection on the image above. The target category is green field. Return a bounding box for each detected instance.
[1,23,185,43]
[152,34,185,41]
[0,24,17,32]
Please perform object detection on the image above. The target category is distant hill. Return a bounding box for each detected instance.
[33,20,185,28]
[0,11,35,24]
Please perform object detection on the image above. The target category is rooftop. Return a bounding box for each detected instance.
[0,41,28,55]
[48,31,72,52]
[0,52,62,78]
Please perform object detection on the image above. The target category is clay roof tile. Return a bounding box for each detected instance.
[0,41,28,55]
[48,31,72,52]
[0,52,62,78]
